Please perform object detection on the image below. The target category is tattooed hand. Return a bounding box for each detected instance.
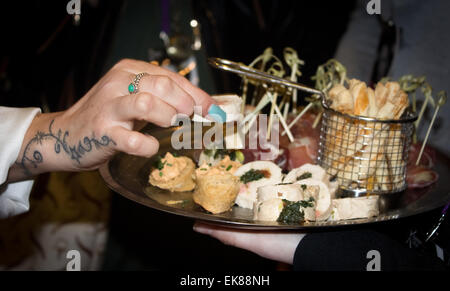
[7,59,216,182]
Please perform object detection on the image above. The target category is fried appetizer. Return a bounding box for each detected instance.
[328,83,354,114]
[149,153,196,192]
[193,163,240,214]
[328,79,408,119]
[349,79,370,116]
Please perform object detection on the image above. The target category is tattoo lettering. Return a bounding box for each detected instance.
[17,119,116,175]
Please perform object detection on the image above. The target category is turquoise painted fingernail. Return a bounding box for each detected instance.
[208,104,227,123]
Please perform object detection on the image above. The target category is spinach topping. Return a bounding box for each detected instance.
[240,169,265,184]
[153,155,166,170]
[299,197,315,208]
[204,149,244,163]
[215,149,229,159]
[301,184,307,191]
[215,149,237,161]
[277,197,315,223]
[296,172,312,181]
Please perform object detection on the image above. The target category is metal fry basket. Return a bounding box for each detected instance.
[318,103,417,196]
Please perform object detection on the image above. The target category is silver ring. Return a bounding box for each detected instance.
[128,72,149,94]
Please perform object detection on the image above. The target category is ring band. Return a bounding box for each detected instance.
[128,72,149,94]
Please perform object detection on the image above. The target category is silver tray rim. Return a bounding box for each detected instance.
[99,150,450,230]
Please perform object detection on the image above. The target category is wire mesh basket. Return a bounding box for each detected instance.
[317,103,417,196]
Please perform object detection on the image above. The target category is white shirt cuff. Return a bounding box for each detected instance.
[0,106,41,218]
[0,180,34,218]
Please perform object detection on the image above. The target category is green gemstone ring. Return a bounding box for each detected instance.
[128,72,149,94]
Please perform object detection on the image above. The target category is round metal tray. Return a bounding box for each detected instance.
[99,124,450,230]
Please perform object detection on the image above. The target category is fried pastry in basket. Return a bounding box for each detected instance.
[324,79,410,192]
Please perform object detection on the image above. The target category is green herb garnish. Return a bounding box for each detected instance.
[226,165,232,171]
[240,169,265,184]
[277,198,315,223]
[200,168,207,171]
[296,172,312,181]
[159,171,163,177]
[301,184,307,191]
[299,197,315,208]
[153,155,166,170]
[166,163,173,167]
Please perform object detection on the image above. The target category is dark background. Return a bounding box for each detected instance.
[0,0,354,111]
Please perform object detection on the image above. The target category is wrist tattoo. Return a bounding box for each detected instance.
[17,119,116,176]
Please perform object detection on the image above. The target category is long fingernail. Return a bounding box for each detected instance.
[208,104,227,123]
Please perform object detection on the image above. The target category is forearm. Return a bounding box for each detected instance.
[7,111,115,182]
[8,112,70,182]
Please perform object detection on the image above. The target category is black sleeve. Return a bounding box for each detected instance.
[293,229,447,271]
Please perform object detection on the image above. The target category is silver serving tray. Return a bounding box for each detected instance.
[99,123,450,230]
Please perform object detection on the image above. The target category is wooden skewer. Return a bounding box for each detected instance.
[415,96,430,129]
[264,92,294,142]
[290,62,298,114]
[312,111,323,129]
[272,96,294,142]
[243,113,258,135]
[267,92,278,139]
[416,91,447,166]
[241,78,249,114]
[242,93,270,124]
[282,102,313,136]
[242,94,271,135]
[283,102,290,121]
[283,48,303,114]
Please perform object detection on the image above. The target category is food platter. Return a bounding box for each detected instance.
[99,123,450,230]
